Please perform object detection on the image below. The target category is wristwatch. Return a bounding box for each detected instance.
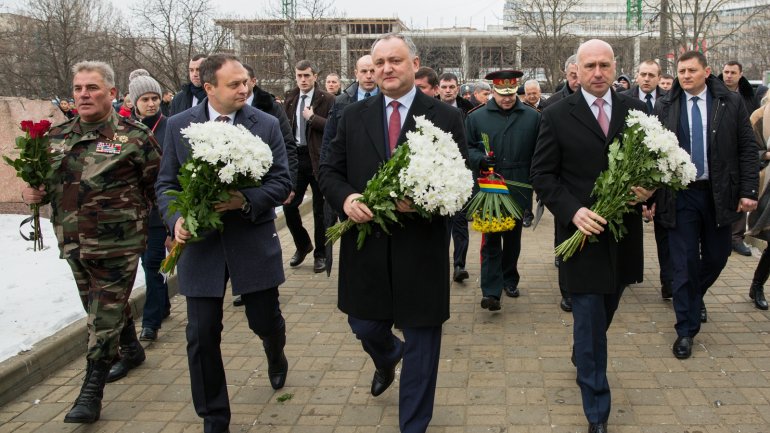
[240,197,251,214]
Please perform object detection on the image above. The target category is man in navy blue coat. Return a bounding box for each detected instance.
[156,54,292,433]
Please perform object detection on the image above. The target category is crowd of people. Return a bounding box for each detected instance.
[17,31,770,433]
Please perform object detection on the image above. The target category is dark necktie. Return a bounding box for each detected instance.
[299,95,307,146]
[645,93,653,114]
[364,92,371,99]
[388,100,401,154]
[215,115,230,123]
[593,98,609,137]
[690,96,705,178]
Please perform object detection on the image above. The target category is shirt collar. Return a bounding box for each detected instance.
[581,87,612,108]
[300,88,314,102]
[357,86,378,100]
[245,92,255,106]
[383,86,417,111]
[639,88,655,100]
[207,103,237,123]
[684,85,708,102]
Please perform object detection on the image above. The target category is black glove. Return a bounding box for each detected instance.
[479,153,496,171]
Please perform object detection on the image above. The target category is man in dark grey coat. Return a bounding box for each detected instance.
[156,54,292,433]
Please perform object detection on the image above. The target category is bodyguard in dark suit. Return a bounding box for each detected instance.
[283,60,335,273]
[531,39,650,433]
[653,51,758,360]
[621,59,673,300]
[319,33,467,433]
[156,54,292,433]
[438,71,473,282]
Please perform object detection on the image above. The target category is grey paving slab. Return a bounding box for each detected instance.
[1,211,770,432]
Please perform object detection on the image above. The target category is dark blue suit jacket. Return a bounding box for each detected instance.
[156,102,292,296]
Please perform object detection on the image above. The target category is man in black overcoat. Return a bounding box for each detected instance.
[319,33,467,433]
[531,39,650,433]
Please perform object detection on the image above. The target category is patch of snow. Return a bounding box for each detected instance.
[0,214,145,363]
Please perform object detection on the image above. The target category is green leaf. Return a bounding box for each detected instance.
[276,393,294,403]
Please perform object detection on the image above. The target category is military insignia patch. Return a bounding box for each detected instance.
[95,142,122,154]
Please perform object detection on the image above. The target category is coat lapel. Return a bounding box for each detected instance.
[234,107,258,132]
[569,91,607,144]
[606,91,627,143]
[361,93,387,161]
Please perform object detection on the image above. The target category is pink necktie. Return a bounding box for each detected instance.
[594,98,609,137]
[388,100,401,154]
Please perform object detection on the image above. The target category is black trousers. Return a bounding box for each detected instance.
[348,315,442,433]
[448,211,469,268]
[572,287,625,424]
[283,149,326,258]
[668,188,731,338]
[479,222,522,298]
[186,288,284,433]
[653,219,673,287]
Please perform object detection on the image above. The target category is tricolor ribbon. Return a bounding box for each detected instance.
[478,178,509,194]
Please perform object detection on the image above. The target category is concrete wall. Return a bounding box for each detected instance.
[0,98,66,205]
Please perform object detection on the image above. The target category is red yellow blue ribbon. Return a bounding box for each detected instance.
[478,178,509,194]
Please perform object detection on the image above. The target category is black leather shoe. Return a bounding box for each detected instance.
[289,244,313,267]
[106,341,146,382]
[504,286,520,298]
[263,330,288,390]
[749,283,769,310]
[522,211,533,228]
[139,328,157,341]
[588,422,608,433]
[371,366,396,396]
[700,306,708,323]
[733,241,752,256]
[232,295,244,307]
[560,296,572,312]
[453,266,469,282]
[673,336,693,359]
[480,296,501,311]
[661,281,673,299]
[313,258,326,273]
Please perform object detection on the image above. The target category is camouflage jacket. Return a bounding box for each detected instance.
[47,111,162,259]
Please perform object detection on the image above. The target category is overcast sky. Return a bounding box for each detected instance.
[225,0,508,30]
[2,0,506,30]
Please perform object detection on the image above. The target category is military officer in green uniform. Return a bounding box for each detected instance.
[466,70,540,311]
[22,61,161,424]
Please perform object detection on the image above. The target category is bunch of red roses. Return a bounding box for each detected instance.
[3,119,53,251]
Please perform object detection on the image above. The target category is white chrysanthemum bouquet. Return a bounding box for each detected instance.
[556,110,696,260]
[160,122,273,274]
[326,116,473,249]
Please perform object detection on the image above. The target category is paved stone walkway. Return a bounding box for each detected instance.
[1,212,769,433]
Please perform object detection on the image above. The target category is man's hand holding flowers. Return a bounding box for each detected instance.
[21,184,47,205]
[213,190,246,212]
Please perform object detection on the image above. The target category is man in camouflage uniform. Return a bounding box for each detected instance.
[22,61,161,424]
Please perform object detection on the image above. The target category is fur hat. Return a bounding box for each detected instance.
[128,69,162,102]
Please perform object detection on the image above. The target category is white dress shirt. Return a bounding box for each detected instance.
[581,88,612,123]
[383,86,417,130]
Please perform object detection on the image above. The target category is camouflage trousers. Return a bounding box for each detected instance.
[66,254,140,362]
